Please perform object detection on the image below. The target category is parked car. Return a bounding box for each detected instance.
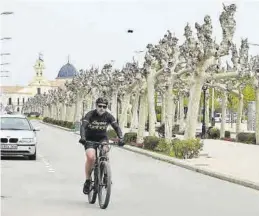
[214,113,222,122]
[0,114,40,160]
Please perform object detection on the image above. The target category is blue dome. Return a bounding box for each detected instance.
[56,63,78,79]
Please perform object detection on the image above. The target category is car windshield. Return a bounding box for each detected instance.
[0,117,32,130]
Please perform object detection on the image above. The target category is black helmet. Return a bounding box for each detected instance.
[96,97,108,105]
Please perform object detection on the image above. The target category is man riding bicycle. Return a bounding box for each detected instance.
[79,97,124,194]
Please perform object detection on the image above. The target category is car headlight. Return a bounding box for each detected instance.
[19,138,35,143]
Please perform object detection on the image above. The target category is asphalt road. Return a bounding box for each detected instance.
[1,120,259,216]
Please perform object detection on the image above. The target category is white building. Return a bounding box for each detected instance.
[0,54,78,113]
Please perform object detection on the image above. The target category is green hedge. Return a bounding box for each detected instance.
[43,117,75,129]
[128,135,203,159]
[107,129,117,139]
[124,132,137,144]
[237,132,256,144]
[173,138,203,159]
[207,127,220,139]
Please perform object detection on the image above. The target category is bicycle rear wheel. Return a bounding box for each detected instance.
[98,161,111,209]
[88,169,97,204]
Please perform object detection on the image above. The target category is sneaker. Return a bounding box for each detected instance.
[83,179,91,194]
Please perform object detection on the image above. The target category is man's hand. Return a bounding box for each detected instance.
[79,137,86,145]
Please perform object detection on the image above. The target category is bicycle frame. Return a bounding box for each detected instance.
[85,141,115,192]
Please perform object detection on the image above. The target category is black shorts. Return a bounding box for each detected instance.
[84,136,109,150]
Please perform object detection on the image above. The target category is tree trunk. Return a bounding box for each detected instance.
[49,105,52,118]
[165,85,173,140]
[161,94,166,124]
[179,94,184,132]
[63,104,67,121]
[111,90,118,118]
[65,105,69,121]
[176,100,180,124]
[119,94,130,132]
[184,76,204,139]
[211,87,215,120]
[256,87,259,145]
[73,94,79,122]
[236,93,244,139]
[172,99,176,127]
[86,95,92,113]
[220,91,227,138]
[206,92,210,126]
[137,91,147,143]
[74,96,83,122]
[147,74,157,136]
[54,104,58,120]
[130,92,140,130]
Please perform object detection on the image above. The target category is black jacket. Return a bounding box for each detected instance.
[80,109,123,142]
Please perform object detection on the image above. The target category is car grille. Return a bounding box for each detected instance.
[9,138,18,143]
[1,138,8,143]
[1,138,18,143]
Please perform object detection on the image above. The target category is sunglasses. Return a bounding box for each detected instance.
[98,105,107,109]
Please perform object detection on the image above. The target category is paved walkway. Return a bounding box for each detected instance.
[185,139,259,185]
[113,127,259,188]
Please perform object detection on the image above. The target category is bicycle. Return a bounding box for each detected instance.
[84,140,118,209]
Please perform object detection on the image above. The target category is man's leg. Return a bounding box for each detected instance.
[83,146,96,194]
[85,148,96,179]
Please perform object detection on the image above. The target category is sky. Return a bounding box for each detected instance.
[1,0,259,86]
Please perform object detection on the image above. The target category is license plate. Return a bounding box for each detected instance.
[1,144,18,149]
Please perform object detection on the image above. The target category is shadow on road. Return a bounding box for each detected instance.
[1,156,31,161]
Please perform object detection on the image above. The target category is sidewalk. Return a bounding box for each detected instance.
[185,139,259,185]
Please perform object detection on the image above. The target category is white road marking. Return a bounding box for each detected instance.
[38,153,56,173]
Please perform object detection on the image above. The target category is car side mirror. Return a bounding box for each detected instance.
[33,127,40,131]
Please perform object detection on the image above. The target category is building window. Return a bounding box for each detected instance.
[17,98,20,105]
[37,88,41,94]
[17,107,20,112]
[23,98,25,104]
[8,98,12,105]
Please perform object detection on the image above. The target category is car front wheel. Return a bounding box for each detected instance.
[28,151,36,160]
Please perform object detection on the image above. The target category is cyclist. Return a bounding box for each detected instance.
[79,97,124,194]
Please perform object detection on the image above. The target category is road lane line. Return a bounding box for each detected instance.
[38,153,56,173]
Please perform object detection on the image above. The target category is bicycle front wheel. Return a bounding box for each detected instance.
[88,169,97,204]
[98,161,112,209]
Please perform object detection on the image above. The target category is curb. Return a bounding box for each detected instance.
[39,121,259,191]
[122,145,259,191]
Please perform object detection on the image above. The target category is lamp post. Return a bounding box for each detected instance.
[202,84,208,138]
[0,53,11,56]
[1,12,14,15]
[0,37,11,40]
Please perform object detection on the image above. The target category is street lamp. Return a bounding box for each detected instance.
[202,84,208,138]
[134,50,144,53]
[248,43,259,46]
[0,53,11,56]
[1,12,14,15]
[0,37,12,40]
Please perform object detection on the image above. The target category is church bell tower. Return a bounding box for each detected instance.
[33,52,45,77]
